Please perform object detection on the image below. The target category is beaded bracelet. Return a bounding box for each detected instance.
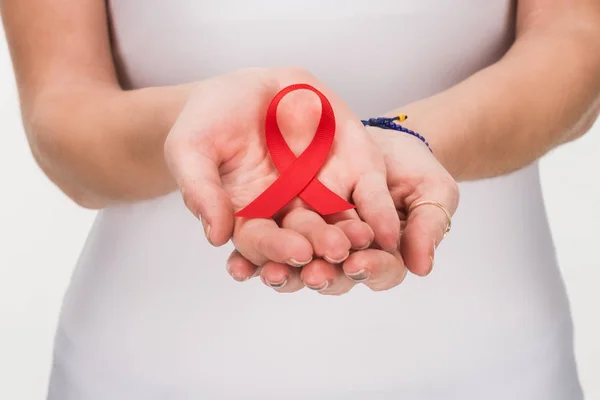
[361,114,432,153]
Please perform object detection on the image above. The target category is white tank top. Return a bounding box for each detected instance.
[48,2,583,399]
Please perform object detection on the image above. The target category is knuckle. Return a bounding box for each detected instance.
[420,174,460,213]
[440,176,460,209]
[430,174,458,193]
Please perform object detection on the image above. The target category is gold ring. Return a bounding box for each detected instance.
[408,200,452,239]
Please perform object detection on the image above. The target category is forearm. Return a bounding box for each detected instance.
[26,84,193,208]
[394,13,600,180]
[1,0,195,208]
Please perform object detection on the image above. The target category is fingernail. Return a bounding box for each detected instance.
[199,214,213,245]
[226,264,249,282]
[264,277,288,289]
[306,280,331,291]
[422,254,434,276]
[346,269,371,282]
[324,251,350,264]
[287,257,313,267]
[232,274,249,282]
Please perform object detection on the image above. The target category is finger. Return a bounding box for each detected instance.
[165,137,234,247]
[352,172,401,252]
[321,208,360,224]
[400,204,449,276]
[401,187,459,276]
[226,250,260,282]
[322,209,374,250]
[233,218,314,267]
[342,249,407,292]
[260,262,304,293]
[301,259,355,295]
[281,208,351,264]
[333,219,374,250]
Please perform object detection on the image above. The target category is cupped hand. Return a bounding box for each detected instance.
[227,124,459,294]
[164,67,399,272]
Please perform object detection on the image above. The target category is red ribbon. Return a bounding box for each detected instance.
[235,83,355,218]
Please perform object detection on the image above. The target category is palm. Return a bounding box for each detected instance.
[166,67,400,270]
[177,69,385,219]
[217,105,381,217]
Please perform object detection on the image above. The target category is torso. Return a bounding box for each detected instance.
[48,2,582,399]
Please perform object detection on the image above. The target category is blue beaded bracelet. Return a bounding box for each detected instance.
[361,115,432,153]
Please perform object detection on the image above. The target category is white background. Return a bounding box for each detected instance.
[0,29,599,400]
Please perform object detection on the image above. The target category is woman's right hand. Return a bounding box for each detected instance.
[163,67,400,276]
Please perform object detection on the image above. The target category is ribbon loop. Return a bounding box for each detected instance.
[235,84,355,218]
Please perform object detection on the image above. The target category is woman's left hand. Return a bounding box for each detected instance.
[226,122,460,294]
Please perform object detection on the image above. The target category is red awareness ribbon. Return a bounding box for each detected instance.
[235,83,355,219]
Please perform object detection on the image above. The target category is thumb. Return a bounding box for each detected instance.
[165,139,234,247]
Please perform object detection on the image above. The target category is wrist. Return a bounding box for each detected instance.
[386,98,467,179]
[121,84,196,194]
